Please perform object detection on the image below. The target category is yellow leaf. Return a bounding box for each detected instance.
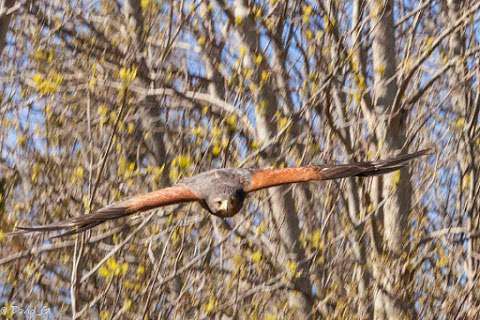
[243,68,254,79]
[303,5,313,16]
[204,296,216,314]
[125,162,136,178]
[127,122,135,134]
[254,6,263,19]
[32,71,63,95]
[226,114,237,130]
[311,229,323,250]
[32,73,44,86]
[256,221,267,235]
[390,170,401,189]
[118,157,128,176]
[305,29,313,40]
[98,265,111,278]
[366,204,374,213]
[123,298,132,311]
[264,314,277,320]
[31,163,41,183]
[88,77,96,91]
[278,116,289,131]
[152,165,165,181]
[374,64,386,76]
[202,105,209,114]
[353,91,362,104]
[33,48,47,62]
[173,154,192,170]
[302,5,313,24]
[425,36,435,50]
[239,45,247,57]
[192,126,204,137]
[107,257,119,272]
[249,82,258,93]
[437,255,448,268]
[120,262,129,276]
[118,66,137,86]
[171,227,180,244]
[250,250,262,264]
[140,0,152,10]
[287,260,298,278]
[197,36,206,46]
[257,99,268,114]
[169,167,179,182]
[2,303,14,319]
[324,16,336,33]
[454,117,465,129]
[72,165,84,183]
[233,254,244,269]
[260,70,270,83]
[109,110,118,123]
[357,75,366,90]
[97,104,108,117]
[462,173,472,191]
[212,144,221,157]
[211,126,222,138]
[254,54,263,65]
[100,310,110,320]
[17,134,27,147]
[235,15,243,26]
[136,265,145,276]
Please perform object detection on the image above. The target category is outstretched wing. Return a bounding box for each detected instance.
[17,185,200,237]
[244,149,431,193]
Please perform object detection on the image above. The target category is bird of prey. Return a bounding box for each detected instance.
[17,149,430,237]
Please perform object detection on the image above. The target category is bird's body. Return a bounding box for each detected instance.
[179,168,251,217]
[17,149,431,237]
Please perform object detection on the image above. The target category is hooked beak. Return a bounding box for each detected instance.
[219,199,229,211]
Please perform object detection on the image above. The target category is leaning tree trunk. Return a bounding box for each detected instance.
[223,0,315,317]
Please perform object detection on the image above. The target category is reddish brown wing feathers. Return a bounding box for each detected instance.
[117,185,200,213]
[17,185,200,237]
[244,149,430,193]
[244,167,318,192]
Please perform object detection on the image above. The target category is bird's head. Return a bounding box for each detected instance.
[205,189,246,218]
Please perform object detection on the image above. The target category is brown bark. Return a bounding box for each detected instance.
[0,0,14,56]
[370,1,415,319]
[445,0,479,309]
[228,0,315,316]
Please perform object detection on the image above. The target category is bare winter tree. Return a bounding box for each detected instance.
[1,1,479,319]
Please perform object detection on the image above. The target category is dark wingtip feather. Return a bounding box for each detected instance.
[358,148,431,177]
[316,148,431,180]
[15,205,131,237]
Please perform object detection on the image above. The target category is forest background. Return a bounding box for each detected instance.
[1,0,479,319]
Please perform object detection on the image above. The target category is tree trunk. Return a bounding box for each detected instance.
[230,0,314,316]
[370,1,415,319]
[445,0,478,311]
[0,0,14,55]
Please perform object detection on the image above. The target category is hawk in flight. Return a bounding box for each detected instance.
[18,149,430,237]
